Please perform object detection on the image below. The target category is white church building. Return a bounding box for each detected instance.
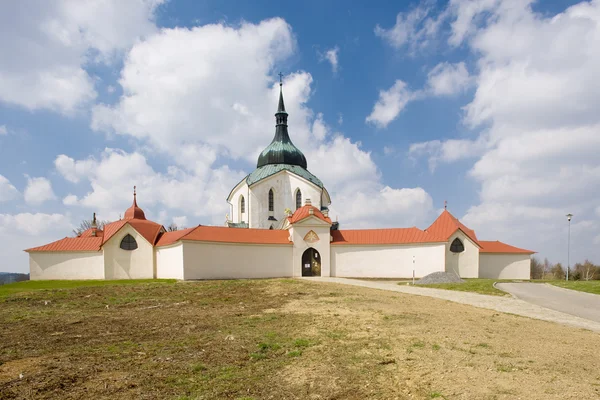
[26,83,534,281]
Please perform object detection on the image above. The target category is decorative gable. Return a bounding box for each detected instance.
[303,230,319,243]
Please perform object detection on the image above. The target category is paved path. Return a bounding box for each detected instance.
[301,277,600,333]
[496,282,600,323]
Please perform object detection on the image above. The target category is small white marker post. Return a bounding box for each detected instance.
[412,255,416,285]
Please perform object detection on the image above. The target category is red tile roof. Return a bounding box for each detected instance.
[155,227,197,247]
[288,205,332,224]
[155,225,292,246]
[124,188,146,220]
[100,219,164,246]
[25,237,102,252]
[479,240,535,254]
[426,210,481,247]
[331,227,446,245]
[78,228,104,238]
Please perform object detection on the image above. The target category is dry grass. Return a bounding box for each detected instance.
[1,278,600,399]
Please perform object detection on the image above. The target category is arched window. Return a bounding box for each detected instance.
[450,238,464,253]
[268,189,274,212]
[120,234,138,251]
[295,189,302,210]
[240,195,245,214]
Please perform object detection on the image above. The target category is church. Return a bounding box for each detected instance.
[26,83,534,281]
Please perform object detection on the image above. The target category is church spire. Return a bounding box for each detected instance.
[275,72,288,126]
[255,73,307,169]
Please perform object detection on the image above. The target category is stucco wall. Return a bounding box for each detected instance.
[248,171,325,229]
[103,224,155,279]
[182,241,293,280]
[156,244,184,280]
[289,223,331,277]
[479,254,531,280]
[331,243,446,278]
[228,181,249,224]
[445,231,479,278]
[29,251,105,280]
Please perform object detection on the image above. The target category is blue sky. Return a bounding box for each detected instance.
[1,0,599,273]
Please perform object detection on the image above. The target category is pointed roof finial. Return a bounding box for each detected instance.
[278,71,283,86]
[124,185,146,220]
[444,200,447,210]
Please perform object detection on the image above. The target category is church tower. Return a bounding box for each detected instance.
[227,77,331,229]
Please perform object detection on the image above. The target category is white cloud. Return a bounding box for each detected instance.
[23,176,56,205]
[89,18,435,229]
[319,46,340,73]
[0,175,19,202]
[427,62,471,96]
[366,80,415,128]
[374,4,443,52]
[172,216,188,228]
[409,135,489,172]
[54,154,96,183]
[0,125,7,135]
[62,194,78,205]
[406,0,600,263]
[0,212,73,273]
[0,0,163,114]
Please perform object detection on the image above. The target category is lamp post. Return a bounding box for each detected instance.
[566,213,573,281]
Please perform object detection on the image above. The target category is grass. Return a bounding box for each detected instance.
[0,279,175,297]
[1,278,600,399]
[545,280,600,295]
[409,278,511,296]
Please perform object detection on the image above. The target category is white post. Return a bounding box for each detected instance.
[412,255,415,285]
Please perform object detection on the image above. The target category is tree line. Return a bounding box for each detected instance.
[531,257,599,280]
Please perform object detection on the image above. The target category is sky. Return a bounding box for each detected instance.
[1,0,599,273]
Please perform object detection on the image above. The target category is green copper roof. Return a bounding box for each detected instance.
[256,84,308,169]
[227,221,248,228]
[246,164,324,188]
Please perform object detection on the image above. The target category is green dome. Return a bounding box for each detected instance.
[256,84,308,169]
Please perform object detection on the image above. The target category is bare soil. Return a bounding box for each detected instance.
[1,279,599,399]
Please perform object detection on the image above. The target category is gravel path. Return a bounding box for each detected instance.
[301,277,600,333]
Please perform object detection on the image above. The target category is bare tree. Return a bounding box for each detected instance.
[167,223,180,232]
[530,257,544,280]
[73,218,110,237]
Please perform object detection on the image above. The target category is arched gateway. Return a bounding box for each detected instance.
[301,247,321,276]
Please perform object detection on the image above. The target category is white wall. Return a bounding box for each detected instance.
[228,181,249,224]
[331,243,446,278]
[445,231,479,278]
[103,224,155,279]
[182,241,293,279]
[289,222,331,277]
[156,243,184,279]
[29,252,105,280]
[479,254,531,280]
[248,171,325,229]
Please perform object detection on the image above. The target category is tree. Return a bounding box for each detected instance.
[551,262,565,280]
[73,218,110,237]
[530,257,544,280]
[574,260,598,281]
[167,223,180,232]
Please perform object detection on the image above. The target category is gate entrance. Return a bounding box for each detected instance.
[301,248,321,276]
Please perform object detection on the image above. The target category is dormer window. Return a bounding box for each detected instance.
[450,238,464,253]
[120,234,138,251]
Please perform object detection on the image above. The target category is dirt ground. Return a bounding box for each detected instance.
[1,279,599,399]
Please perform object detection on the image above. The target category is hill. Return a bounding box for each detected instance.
[1,279,600,399]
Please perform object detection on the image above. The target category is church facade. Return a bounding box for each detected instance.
[26,83,534,281]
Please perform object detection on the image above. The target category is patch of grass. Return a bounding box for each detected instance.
[430,392,445,399]
[546,280,600,295]
[293,338,311,348]
[432,344,441,351]
[0,279,175,297]
[287,350,302,357]
[411,279,512,296]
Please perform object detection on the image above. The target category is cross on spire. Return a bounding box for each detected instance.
[444,200,447,210]
[278,71,283,86]
[133,185,137,197]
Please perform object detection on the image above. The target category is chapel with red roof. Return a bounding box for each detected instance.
[26,83,534,281]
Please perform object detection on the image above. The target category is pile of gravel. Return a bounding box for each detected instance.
[414,271,464,285]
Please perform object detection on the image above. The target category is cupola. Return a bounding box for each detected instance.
[256,76,308,169]
[124,186,146,220]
